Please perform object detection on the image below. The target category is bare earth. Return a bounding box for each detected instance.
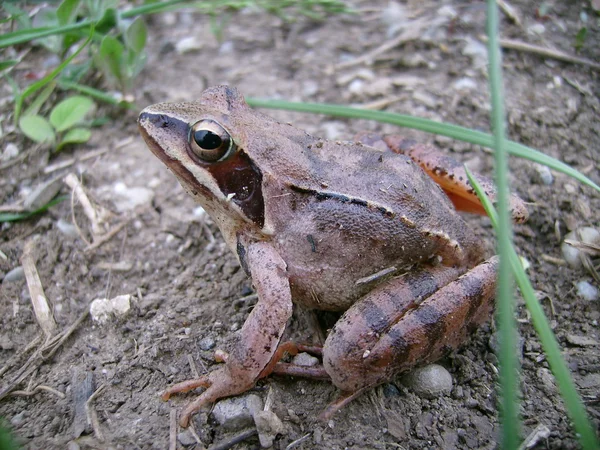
[1,1,599,449]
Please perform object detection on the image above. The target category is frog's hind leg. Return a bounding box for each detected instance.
[383,135,528,223]
[321,257,498,419]
[355,132,528,223]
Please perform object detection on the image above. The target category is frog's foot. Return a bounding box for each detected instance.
[163,366,257,427]
[259,341,329,380]
[322,257,498,408]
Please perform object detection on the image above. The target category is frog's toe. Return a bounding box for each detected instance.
[161,375,211,401]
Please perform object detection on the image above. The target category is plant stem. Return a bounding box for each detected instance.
[486,1,519,448]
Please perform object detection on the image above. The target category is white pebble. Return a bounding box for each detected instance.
[561,228,600,268]
[90,295,132,323]
[576,281,598,301]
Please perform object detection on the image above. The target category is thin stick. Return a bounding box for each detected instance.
[480,35,600,71]
[21,238,57,339]
[169,408,177,450]
[85,383,107,442]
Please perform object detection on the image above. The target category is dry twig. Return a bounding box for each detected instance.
[21,237,57,339]
[480,35,600,71]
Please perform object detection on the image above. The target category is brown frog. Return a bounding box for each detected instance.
[138,85,528,427]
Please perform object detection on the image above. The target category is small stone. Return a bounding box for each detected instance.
[533,164,553,185]
[198,336,215,351]
[254,410,284,448]
[212,394,263,431]
[382,383,400,398]
[2,142,19,161]
[566,334,598,346]
[177,430,197,446]
[11,411,25,427]
[66,441,80,450]
[3,266,25,282]
[453,77,477,91]
[23,176,64,210]
[321,121,346,140]
[528,23,546,35]
[576,281,598,301]
[302,80,319,97]
[56,219,79,238]
[561,228,600,269]
[90,295,132,323]
[175,36,203,54]
[112,183,154,212]
[564,183,577,194]
[292,352,319,367]
[401,364,453,398]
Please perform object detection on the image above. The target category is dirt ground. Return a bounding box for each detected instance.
[1,1,599,449]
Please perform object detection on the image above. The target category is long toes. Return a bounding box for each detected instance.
[161,376,211,401]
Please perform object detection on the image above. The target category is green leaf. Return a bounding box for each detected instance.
[49,95,94,132]
[95,7,118,34]
[95,35,125,87]
[56,127,91,151]
[19,115,56,143]
[124,17,147,54]
[57,0,80,26]
[574,27,587,52]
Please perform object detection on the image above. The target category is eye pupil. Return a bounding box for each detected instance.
[194,130,222,149]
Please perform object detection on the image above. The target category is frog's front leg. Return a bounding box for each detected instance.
[321,257,498,419]
[163,241,293,427]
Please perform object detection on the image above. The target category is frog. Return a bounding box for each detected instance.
[138,85,528,427]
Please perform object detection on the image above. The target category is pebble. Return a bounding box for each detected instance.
[254,410,284,448]
[566,334,598,346]
[198,336,216,350]
[576,281,598,301]
[292,352,319,367]
[212,394,263,431]
[3,266,25,282]
[401,364,453,398]
[2,142,19,161]
[533,164,554,185]
[175,36,203,54]
[453,77,477,91]
[23,176,64,210]
[56,219,79,238]
[382,383,400,397]
[112,182,154,212]
[90,294,132,323]
[561,227,600,269]
[177,430,197,446]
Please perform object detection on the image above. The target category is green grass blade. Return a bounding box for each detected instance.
[14,29,93,123]
[466,168,599,449]
[245,98,599,192]
[486,1,518,447]
[57,80,136,108]
[0,195,68,223]
[0,0,191,48]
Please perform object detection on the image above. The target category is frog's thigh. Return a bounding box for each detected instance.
[323,257,498,392]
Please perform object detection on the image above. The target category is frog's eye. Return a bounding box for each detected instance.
[189,120,234,162]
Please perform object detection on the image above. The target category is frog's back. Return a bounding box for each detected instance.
[259,135,481,311]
